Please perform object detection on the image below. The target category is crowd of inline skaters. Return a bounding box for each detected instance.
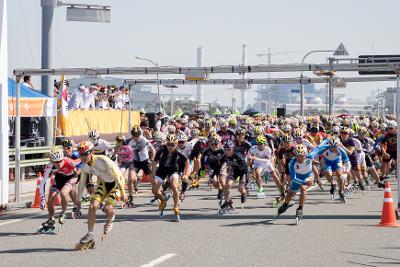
[37,112,398,249]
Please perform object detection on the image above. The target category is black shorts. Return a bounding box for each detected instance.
[227,171,247,184]
[156,166,178,180]
[350,156,359,170]
[51,173,77,192]
[130,160,152,175]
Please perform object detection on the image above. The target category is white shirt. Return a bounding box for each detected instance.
[249,145,272,165]
[68,91,83,109]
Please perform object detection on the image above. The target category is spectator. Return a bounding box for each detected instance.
[96,93,110,109]
[22,75,34,89]
[68,85,85,109]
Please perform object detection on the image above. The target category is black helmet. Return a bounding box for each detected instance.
[61,138,73,148]
[131,125,142,137]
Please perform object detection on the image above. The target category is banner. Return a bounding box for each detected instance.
[58,110,140,137]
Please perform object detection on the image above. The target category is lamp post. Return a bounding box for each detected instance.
[164,85,178,116]
[134,56,161,112]
[40,0,110,146]
[300,43,349,116]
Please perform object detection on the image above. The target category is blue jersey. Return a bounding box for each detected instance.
[289,140,329,184]
[321,147,349,164]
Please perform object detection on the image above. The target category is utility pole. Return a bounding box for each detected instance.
[40,0,57,146]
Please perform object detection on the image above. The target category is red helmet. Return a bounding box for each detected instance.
[77,141,94,155]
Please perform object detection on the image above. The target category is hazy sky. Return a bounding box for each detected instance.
[8,0,400,105]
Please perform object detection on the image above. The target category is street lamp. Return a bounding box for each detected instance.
[164,85,178,116]
[300,43,349,116]
[134,56,161,112]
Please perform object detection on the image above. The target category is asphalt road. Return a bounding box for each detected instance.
[1,181,400,267]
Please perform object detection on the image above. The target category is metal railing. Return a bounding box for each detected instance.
[8,146,55,169]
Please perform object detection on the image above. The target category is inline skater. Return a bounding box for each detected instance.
[215,140,248,213]
[88,129,113,156]
[76,141,127,249]
[202,134,225,203]
[320,137,350,202]
[39,146,79,233]
[276,142,329,225]
[379,121,397,181]
[151,134,190,221]
[248,135,284,199]
[176,131,193,200]
[127,126,156,206]
[61,138,83,217]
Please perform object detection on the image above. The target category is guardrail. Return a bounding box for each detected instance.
[9,146,55,169]
[9,143,117,169]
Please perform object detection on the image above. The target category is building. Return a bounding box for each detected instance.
[382,87,397,114]
[254,83,322,114]
[254,83,371,115]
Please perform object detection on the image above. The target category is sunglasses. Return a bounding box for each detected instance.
[387,127,395,130]
[178,141,185,144]
[63,146,72,149]
[167,143,176,147]
[224,148,233,151]
[52,160,62,164]
[211,143,219,146]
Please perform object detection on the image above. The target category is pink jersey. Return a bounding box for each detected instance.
[116,145,133,163]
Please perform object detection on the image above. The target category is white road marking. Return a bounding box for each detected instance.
[0,212,44,227]
[140,253,177,267]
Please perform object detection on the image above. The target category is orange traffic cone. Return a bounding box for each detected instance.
[31,173,43,208]
[49,177,61,206]
[377,181,400,227]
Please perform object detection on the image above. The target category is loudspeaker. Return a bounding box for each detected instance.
[145,112,156,130]
[277,108,286,118]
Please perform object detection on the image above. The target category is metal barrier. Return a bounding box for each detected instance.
[9,143,117,168]
[9,146,56,168]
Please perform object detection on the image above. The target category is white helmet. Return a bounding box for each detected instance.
[387,120,397,128]
[49,146,64,162]
[180,117,188,124]
[176,131,188,142]
[153,131,165,142]
[88,129,99,140]
[281,124,292,132]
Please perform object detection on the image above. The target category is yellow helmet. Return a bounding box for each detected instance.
[256,135,267,144]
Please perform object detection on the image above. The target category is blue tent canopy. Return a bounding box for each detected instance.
[8,78,51,98]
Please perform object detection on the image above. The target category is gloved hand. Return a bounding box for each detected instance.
[40,198,46,210]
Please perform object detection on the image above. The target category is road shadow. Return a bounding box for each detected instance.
[0,247,76,254]
[340,251,400,263]
[346,261,377,267]
[222,219,276,227]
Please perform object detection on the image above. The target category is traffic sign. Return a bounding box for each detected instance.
[359,55,400,75]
